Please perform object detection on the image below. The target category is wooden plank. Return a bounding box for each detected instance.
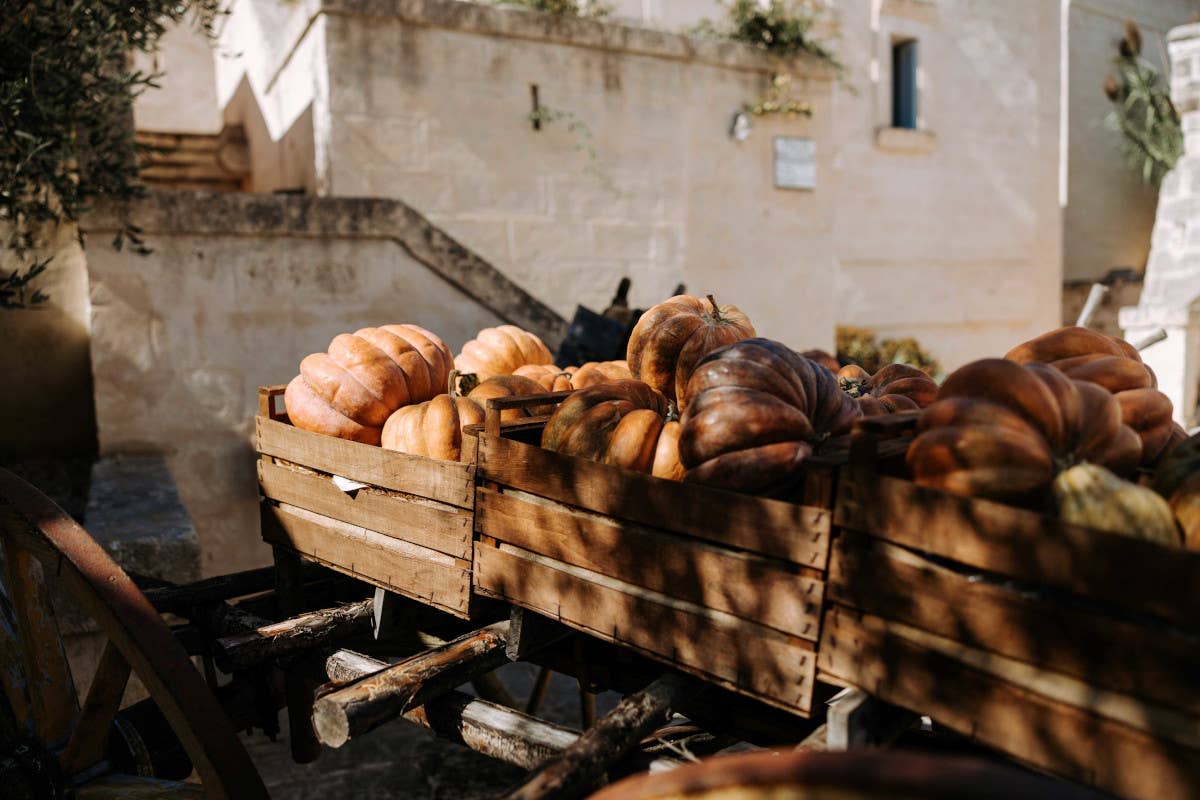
[479,435,831,569]
[1,540,79,746]
[475,544,815,715]
[477,487,824,640]
[264,502,471,618]
[828,533,1200,714]
[259,459,472,559]
[837,473,1200,627]
[818,607,1200,800]
[256,416,474,509]
[214,599,376,670]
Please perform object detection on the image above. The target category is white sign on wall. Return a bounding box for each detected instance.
[773,137,816,190]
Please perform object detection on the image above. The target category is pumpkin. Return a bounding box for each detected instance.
[627,294,756,409]
[1004,326,1141,364]
[1151,430,1200,549]
[1005,327,1172,464]
[284,324,453,445]
[514,363,576,392]
[678,339,862,495]
[1054,463,1180,546]
[467,373,554,419]
[541,380,682,478]
[381,393,483,462]
[800,349,840,372]
[571,360,633,389]
[454,325,553,380]
[837,363,938,417]
[907,359,1142,503]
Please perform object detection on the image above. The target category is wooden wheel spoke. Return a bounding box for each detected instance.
[61,640,132,775]
[0,518,79,746]
[0,579,34,739]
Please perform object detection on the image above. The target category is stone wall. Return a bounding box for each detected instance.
[829,0,1064,369]
[213,0,839,350]
[83,190,559,575]
[0,223,96,458]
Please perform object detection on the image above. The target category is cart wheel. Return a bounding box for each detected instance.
[588,749,1107,799]
[0,469,268,799]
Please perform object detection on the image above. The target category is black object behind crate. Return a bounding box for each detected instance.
[555,278,684,367]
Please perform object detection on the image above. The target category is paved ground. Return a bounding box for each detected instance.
[246,662,622,799]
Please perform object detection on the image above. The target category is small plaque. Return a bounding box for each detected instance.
[773,137,816,190]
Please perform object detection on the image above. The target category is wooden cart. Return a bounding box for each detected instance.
[0,389,1190,799]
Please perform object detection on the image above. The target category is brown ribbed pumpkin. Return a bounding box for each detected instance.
[679,339,862,495]
[454,325,553,380]
[627,294,755,409]
[1005,327,1173,464]
[907,359,1142,503]
[284,324,453,445]
[837,363,938,417]
[541,380,682,479]
[570,360,633,389]
[467,373,554,419]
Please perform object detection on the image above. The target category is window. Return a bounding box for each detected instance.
[892,39,918,129]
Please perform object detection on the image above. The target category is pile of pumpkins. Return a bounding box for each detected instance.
[283,295,1200,551]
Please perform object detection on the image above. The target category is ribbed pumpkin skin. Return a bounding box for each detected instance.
[1054,463,1180,546]
[467,374,553,419]
[284,324,453,444]
[571,360,633,389]
[907,359,1142,502]
[679,339,862,495]
[1005,327,1173,464]
[381,395,484,462]
[541,380,681,477]
[627,295,756,409]
[837,363,937,417]
[514,364,575,392]
[800,349,840,372]
[454,325,553,380]
[651,421,685,481]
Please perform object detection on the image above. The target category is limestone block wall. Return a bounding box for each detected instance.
[82,190,552,575]
[829,0,1064,369]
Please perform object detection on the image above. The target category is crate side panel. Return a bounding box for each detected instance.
[264,501,471,618]
[256,416,474,509]
[475,543,815,715]
[259,459,472,559]
[476,487,823,641]
[478,435,831,568]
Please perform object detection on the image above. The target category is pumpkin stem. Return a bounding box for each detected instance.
[448,369,479,398]
[706,293,723,322]
[665,400,680,423]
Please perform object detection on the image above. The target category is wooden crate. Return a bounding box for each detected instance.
[255,385,476,618]
[472,395,839,716]
[820,415,1200,800]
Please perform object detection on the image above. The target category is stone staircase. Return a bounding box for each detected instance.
[136,125,250,192]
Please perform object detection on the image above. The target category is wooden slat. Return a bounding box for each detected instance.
[475,543,815,715]
[828,533,1200,714]
[259,459,472,559]
[817,607,1200,800]
[477,487,823,640]
[1,539,79,745]
[479,435,830,569]
[264,502,471,618]
[256,416,474,509]
[837,473,1200,627]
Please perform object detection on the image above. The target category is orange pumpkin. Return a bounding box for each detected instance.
[381,394,483,462]
[541,380,682,478]
[514,363,576,392]
[467,373,554,419]
[454,325,553,380]
[907,359,1142,503]
[837,363,938,417]
[570,360,633,389]
[627,294,755,409]
[284,324,453,445]
[1006,327,1173,464]
[679,339,862,495]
